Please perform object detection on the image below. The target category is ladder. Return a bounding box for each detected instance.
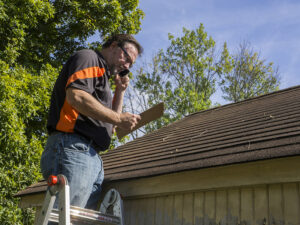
[35,174,124,225]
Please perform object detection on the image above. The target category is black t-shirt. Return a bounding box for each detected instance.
[47,49,113,151]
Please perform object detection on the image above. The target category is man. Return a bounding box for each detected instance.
[40,34,143,210]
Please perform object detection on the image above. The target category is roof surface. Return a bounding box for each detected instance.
[15,85,300,197]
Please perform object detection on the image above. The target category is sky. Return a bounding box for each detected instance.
[133,0,300,104]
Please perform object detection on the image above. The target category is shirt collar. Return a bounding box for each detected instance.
[95,50,111,78]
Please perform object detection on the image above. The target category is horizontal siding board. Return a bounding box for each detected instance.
[164,195,174,225]
[121,182,300,225]
[204,191,215,225]
[227,189,240,224]
[183,193,194,225]
[136,198,146,225]
[194,192,204,225]
[216,190,227,225]
[254,186,268,225]
[174,194,183,225]
[123,199,133,225]
[240,188,254,224]
[144,197,155,225]
[268,184,284,224]
[155,196,164,225]
[283,183,299,224]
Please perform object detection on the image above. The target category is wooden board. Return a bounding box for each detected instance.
[116,102,164,139]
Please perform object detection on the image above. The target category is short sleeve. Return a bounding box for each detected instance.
[65,50,106,94]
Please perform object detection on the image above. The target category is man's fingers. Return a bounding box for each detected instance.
[112,126,116,134]
[135,114,141,121]
[118,112,141,130]
[121,76,129,83]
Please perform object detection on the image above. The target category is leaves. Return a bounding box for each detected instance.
[0,0,144,223]
[0,0,144,69]
[0,60,58,224]
[126,24,226,138]
[219,41,280,102]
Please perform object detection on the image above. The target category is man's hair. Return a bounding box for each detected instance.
[102,34,143,55]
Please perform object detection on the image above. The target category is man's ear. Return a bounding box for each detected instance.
[110,41,118,48]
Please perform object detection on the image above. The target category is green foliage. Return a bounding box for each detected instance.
[219,41,280,102]
[127,24,228,136]
[0,0,144,69]
[0,61,58,224]
[0,1,144,223]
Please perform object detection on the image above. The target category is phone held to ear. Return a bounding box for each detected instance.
[119,69,129,77]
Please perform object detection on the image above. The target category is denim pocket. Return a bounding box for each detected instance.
[63,133,91,154]
[72,142,89,152]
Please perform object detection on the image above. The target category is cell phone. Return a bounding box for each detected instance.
[119,69,130,77]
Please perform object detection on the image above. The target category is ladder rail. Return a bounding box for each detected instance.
[35,174,124,225]
[36,190,57,225]
[58,178,70,225]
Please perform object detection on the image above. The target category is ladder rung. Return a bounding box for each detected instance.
[49,206,120,225]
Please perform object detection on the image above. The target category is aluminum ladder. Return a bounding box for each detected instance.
[35,174,124,225]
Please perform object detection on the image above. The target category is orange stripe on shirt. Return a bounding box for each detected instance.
[56,67,105,132]
[56,100,79,132]
[66,67,105,88]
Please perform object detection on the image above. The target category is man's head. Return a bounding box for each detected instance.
[101,34,143,76]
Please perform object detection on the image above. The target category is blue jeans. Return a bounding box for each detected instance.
[40,132,104,210]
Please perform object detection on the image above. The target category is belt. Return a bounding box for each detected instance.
[49,131,102,152]
[49,130,63,136]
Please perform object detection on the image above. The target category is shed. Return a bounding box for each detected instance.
[16,85,300,225]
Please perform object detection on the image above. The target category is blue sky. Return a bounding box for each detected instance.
[133,0,300,104]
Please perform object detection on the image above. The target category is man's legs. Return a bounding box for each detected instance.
[85,167,104,209]
[40,132,104,208]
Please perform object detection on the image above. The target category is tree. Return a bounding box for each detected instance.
[0,1,144,224]
[219,41,280,102]
[126,24,227,138]
[0,61,58,224]
[0,0,144,69]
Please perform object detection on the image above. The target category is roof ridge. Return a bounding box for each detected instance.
[187,85,300,118]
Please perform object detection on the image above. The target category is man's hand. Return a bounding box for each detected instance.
[115,74,130,92]
[117,112,141,131]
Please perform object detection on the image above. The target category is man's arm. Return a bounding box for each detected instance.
[112,74,129,113]
[66,87,140,130]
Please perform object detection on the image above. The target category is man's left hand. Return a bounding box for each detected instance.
[115,74,129,91]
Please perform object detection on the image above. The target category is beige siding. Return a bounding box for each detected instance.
[193,192,204,225]
[124,182,300,225]
[283,183,300,224]
[19,157,300,225]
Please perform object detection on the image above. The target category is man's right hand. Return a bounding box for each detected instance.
[117,112,141,131]
[66,88,141,130]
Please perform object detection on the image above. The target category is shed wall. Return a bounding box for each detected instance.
[17,156,300,225]
[123,182,300,225]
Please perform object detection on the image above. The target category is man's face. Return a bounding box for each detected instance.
[108,42,138,76]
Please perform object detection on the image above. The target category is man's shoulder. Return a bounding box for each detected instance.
[73,49,98,59]
[69,49,106,67]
